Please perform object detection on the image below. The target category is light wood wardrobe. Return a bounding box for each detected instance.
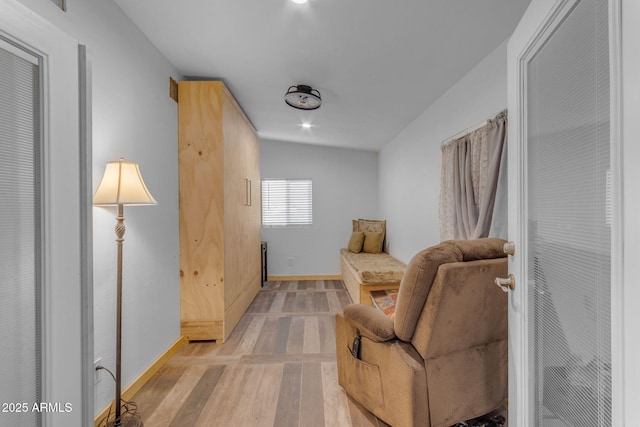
[178,81,261,342]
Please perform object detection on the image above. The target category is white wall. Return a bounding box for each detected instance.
[15,0,181,416]
[378,41,508,263]
[261,139,378,276]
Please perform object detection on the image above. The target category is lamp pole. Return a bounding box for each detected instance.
[114,203,125,426]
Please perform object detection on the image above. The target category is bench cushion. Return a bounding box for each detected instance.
[340,248,406,285]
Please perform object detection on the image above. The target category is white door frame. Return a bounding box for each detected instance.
[619,0,640,422]
[507,0,624,425]
[0,1,91,425]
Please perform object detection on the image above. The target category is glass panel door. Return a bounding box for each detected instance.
[0,39,42,427]
[525,0,611,425]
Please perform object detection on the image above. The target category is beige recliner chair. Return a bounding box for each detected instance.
[336,238,508,427]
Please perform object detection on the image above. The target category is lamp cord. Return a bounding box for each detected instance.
[95,365,142,427]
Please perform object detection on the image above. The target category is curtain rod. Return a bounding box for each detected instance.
[441,109,507,148]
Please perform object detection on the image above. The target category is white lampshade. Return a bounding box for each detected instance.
[93,159,157,206]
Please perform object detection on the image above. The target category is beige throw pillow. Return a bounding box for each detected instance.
[353,219,386,253]
[362,231,383,254]
[348,232,365,253]
[357,219,386,234]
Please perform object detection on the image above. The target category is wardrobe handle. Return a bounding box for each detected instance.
[248,180,252,206]
[244,179,249,206]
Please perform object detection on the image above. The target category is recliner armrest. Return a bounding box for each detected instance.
[343,304,396,342]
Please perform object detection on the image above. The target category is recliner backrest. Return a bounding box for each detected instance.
[394,238,507,346]
[412,257,508,360]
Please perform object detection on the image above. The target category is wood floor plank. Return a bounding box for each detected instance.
[194,363,249,426]
[282,292,298,312]
[294,292,308,312]
[314,291,330,312]
[303,316,321,354]
[318,315,336,354]
[253,316,280,354]
[305,291,316,312]
[269,292,287,312]
[273,316,292,354]
[338,289,353,306]
[131,365,187,420]
[145,365,207,427]
[286,317,305,354]
[215,314,252,356]
[263,281,278,291]
[218,364,280,427]
[165,354,241,367]
[327,291,344,314]
[234,316,266,355]
[182,341,221,357]
[346,396,385,427]
[321,362,352,427]
[244,363,284,427]
[299,362,325,427]
[326,280,339,290]
[235,353,335,364]
[168,365,226,427]
[273,362,302,427]
[248,291,276,313]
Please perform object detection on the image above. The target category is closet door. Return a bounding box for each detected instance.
[222,88,245,311]
[507,0,615,425]
[178,81,226,340]
[241,116,261,289]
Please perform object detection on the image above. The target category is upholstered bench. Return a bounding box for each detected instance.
[340,248,406,306]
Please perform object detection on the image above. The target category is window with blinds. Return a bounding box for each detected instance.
[261,179,312,227]
[0,40,43,426]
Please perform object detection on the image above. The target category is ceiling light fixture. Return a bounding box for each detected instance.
[290,0,308,4]
[301,123,312,129]
[284,85,322,110]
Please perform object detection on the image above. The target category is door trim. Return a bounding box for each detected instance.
[0,1,90,425]
[78,43,95,427]
[607,0,624,425]
[508,1,582,423]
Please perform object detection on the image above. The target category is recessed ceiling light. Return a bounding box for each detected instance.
[291,0,308,4]
[301,123,312,129]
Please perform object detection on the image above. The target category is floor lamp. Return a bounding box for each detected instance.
[94,159,157,427]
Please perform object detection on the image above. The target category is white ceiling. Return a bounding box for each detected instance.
[114,0,531,151]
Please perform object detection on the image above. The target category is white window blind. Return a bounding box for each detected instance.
[0,40,42,427]
[526,0,611,425]
[262,179,312,226]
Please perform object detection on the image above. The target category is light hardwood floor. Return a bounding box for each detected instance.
[131,280,390,427]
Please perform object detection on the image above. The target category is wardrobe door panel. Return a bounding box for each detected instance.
[179,82,225,334]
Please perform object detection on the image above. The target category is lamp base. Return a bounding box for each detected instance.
[106,414,144,427]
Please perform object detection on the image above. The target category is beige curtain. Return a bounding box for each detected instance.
[439,111,507,240]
